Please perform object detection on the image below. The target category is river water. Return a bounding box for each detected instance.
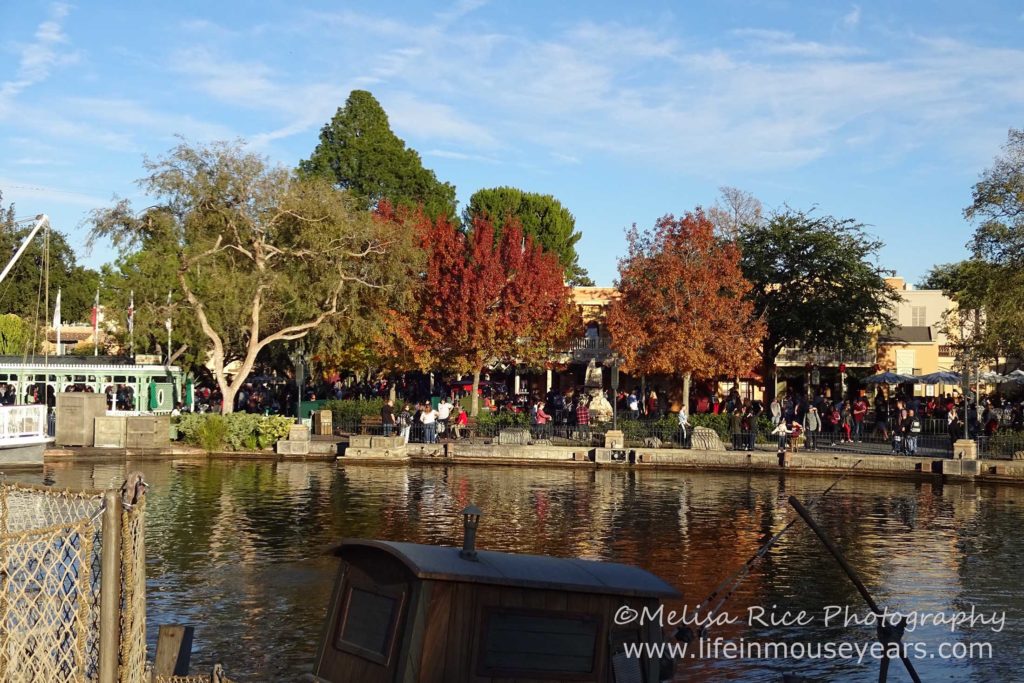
[11,459,1024,681]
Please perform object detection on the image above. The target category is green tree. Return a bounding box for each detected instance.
[299,90,457,222]
[0,313,34,356]
[0,192,101,324]
[739,209,900,401]
[966,128,1024,265]
[932,130,1024,372]
[91,140,417,413]
[463,187,594,285]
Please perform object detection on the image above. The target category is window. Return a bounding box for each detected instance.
[478,608,600,679]
[911,306,927,327]
[333,583,404,665]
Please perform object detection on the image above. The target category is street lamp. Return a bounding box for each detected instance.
[460,504,482,561]
[611,360,620,431]
[289,340,308,423]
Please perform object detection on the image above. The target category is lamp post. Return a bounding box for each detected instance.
[460,504,482,561]
[611,360,620,431]
[289,340,307,424]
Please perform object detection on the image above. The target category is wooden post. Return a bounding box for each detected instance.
[99,491,122,683]
[152,624,194,677]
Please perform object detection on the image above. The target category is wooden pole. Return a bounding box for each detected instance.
[788,496,922,683]
[99,491,122,683]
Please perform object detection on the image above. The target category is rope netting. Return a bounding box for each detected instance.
[0,482,147,683]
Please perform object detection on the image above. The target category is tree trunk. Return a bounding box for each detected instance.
[219,379,236,414]
[682,372,691,416]
[470,367,482,417]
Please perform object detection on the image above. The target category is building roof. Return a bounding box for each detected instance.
[879,326,932,344]
[336,539,681,599]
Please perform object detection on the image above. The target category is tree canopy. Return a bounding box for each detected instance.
[91,139,415,412]
[965,128,1024,265]
[930,129,1024,371]
[707,186,764,240]
[463,187,593,285]
[409,211,578,415]
[299,90,457,222]
[0,313,34,356]
[739,209,900,399]
[0,192,100,325]
[606,211,763,390]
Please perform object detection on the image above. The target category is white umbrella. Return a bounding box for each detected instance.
[1002,369,1024,384]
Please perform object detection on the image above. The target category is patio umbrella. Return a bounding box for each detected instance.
[1002,369,1024,384]
[978,371,1007,384]
[862,371,917,384]
[916,371,962,384]
[148,380,159,411]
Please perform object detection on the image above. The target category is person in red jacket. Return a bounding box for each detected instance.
[852,394,868,442]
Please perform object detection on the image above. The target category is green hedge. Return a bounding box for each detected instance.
[176,413,294,451]
[321,398,385,425]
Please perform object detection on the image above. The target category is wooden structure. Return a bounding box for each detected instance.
[305,539,680,683]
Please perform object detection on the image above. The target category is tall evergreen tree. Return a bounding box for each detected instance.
[464,187,594,285]
[299,90,457,222]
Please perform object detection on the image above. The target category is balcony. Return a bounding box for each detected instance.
[776,347,875,367]
[564,336,615,363]
[938,345,954,357]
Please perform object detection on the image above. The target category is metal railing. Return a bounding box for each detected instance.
[0,404,47,442]
[333,414,1024,458]
[776,347,875,366]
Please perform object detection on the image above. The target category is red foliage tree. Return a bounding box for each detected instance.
[415,213,578,415]
[606,211,764,406]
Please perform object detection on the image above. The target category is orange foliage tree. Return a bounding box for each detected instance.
[414,213,579,415]
[605,211,764,408]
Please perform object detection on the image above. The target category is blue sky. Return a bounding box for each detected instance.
[2,1,1023,287]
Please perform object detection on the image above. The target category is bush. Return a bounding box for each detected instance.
[197,415,228,452]
[475,411,529,433]
[322,399,384,427]
[175,412,295,451]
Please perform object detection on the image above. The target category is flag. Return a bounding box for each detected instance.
[52,288,61,329]
[165,290,172,333]
[127,291,134,334]
[53,288,61,356]
[93,288,100,356]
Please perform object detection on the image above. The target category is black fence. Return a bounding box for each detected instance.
[333,415,1024,459]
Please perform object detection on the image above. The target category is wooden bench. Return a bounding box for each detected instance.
[359,415,383,434]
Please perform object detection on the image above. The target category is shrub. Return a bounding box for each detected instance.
[322,398,384,427]
[197,415,228,452]
[475,411,529,433]
[176,412,296,451]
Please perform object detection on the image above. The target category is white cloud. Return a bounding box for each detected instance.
[0,3,78,109]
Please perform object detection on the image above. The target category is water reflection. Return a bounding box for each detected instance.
[12,460,1024,682]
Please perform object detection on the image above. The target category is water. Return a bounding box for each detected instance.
[11,459,1024,681]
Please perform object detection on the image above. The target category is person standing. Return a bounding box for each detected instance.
[893,408,909,454]
[741,405,755,451]
[381,399,396,436]
[678,404,691,448]
[627,391,640,420]
[840,402,853,443]
[729,407,743,450]
[803,406,821,451]
[852,393,868,442]
[770,396,782,426]
[533,400,551,439]
[772,420,791,453]
[398,404,413,444]
[436,396,453,438]
[906,408,922,455]
[576,396,591,442]
[420,404,438,444]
